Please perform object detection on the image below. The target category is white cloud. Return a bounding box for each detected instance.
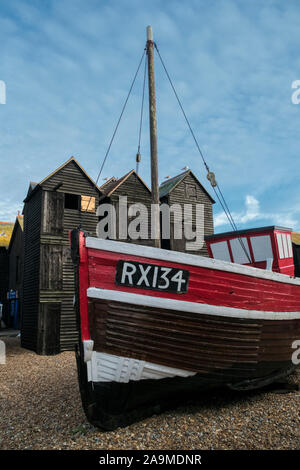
[0,200,23,222]
[214,194,299,231]
[1,0,300,227]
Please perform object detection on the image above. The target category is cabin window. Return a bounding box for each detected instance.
[229,237,251,264]
[81,195,96,212]
[185,184,197,200]
[250,235,273,262]
[276,233,293,259]
[210,241,231,262]
[64,193,80,210]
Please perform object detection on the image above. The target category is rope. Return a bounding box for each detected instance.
[84,47,146,213]
[154,43,252,263]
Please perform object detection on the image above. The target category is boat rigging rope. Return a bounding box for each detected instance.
[154,43,252,264]
[84,47,146,213]
[136,54,147,175]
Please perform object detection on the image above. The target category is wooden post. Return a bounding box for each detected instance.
[146,25,161,248]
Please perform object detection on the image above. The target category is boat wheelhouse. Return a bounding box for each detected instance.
[206,226,295,276]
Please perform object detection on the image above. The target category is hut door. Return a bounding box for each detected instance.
[42,191,64,235]
[38,302,61,355]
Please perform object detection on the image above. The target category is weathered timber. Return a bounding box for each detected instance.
[21,157,101,354]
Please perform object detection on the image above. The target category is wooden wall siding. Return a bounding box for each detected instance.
[21,190,42,351]
[109,173,154,247]
[63,209,98,239]
[8,223,24,313]
[37,302,61,355]
[0,248,9,320]
[41,159,99,196]
[22,159,100,354]
[293,244,300,278]
[167,173,214,257]
[60,297,79,351]
[40,244,63,290]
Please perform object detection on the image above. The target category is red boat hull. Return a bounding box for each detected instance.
[71,230,300,430]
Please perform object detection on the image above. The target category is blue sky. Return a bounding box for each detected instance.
[0,0,300,233]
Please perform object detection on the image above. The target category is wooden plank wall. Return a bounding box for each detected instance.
[21,190,42,351]
[109,173,154,247]
[0,248,9,324]
[8,223,24,322]
[167,173,214,256]
[39,161,100,352]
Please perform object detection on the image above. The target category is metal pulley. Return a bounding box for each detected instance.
[136,152,141,174]
[207,170,217,187]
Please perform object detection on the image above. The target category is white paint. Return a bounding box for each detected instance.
[87,287,300,321]
[230,237,251,264]
[86,350,196,383]
[0,340,5,365]
[282,233,289,258]
[83,340,94,362]
[277,233,293,259]
[276,233,284,259]
[86,236,300,286]
[147,25,153,41]
[210,241,231,262]
[266,258,273,271]
[250,235,273,263]
[287,234,293,258]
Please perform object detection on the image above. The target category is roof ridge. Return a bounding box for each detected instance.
[160,170,189,187]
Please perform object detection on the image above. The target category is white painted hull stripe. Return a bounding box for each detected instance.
[85,237,300,286]
[86,349,196,383]
[87,287,300,321]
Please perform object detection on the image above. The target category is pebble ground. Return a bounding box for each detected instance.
[0,337,299,450]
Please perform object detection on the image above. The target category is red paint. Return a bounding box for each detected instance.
[206,227,295,276]
[84,246,300,312]
[78,232,90,341]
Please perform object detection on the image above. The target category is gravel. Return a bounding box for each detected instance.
[0,337,299,450]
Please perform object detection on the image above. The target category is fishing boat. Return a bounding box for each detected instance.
[70,27,300,430]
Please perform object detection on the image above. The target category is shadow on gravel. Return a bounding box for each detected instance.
[154,369,300,421]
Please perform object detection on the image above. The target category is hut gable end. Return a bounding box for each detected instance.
[111,172,151,203]
[159,170,214,256]
[40,158,100,197]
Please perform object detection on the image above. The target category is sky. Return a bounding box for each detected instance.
[0,0,300,233]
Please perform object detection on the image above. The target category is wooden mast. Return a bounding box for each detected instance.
[146,25,160,248]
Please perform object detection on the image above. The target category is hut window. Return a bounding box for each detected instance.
[185,184,197,200]
[64,193,80,210]
[81,195,96,212]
